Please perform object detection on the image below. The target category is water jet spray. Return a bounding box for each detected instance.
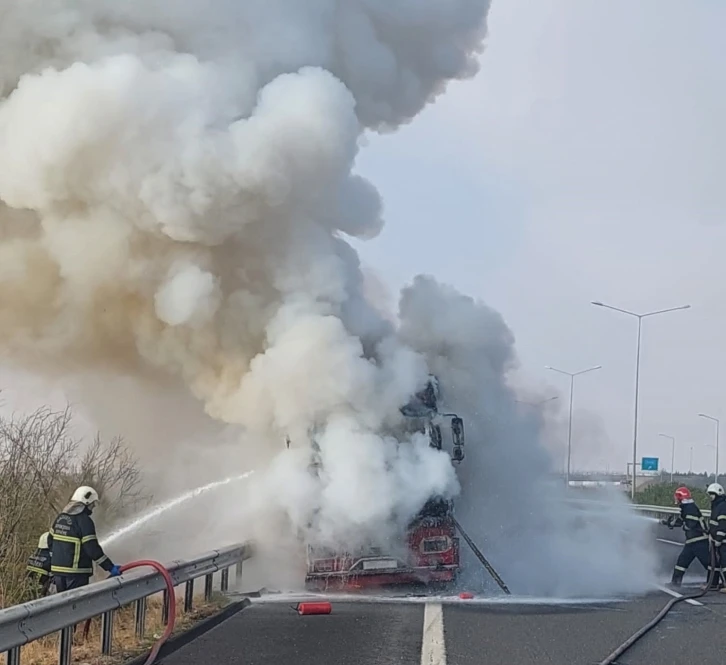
[101,472,254,547]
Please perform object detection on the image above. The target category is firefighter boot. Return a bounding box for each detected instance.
[703,569,721,591]
[668,569,684,589]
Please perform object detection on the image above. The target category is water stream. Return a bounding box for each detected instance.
[100,470,254,547]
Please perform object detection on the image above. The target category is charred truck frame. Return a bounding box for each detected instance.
[305,376,466,591]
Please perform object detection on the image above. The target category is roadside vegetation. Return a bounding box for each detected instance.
[21,593,226,665]
[634,482,711,510]
[0,404,236,665]
[0,405,148,607]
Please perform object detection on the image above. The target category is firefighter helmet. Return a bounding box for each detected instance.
[38,532,50,550]
[674,486,691,503]
[707,483,724,497]
[71,486,100,506]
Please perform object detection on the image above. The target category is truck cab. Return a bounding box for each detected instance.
[304,376,465,591]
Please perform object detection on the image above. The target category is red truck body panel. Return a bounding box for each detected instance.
[305,510,460,591]
[303,377,465,592]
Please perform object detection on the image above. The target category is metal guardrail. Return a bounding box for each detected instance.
[633,504,711,518]
[0,542,253,665]
[562,498,709,519]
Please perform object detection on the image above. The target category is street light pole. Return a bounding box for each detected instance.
[591,301,690,499]
[690,446,693,474]
[545,365,602,488]
[699,413,720,484]
[659,434,675,483]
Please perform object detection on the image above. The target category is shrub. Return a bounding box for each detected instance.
[635,482,711,511]
[0,406,147,607]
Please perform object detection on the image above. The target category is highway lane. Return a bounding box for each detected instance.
[163,601,425,665]
[161,530,726,665]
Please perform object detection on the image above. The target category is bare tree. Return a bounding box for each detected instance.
[75,435,148,521]
[0,405,147,606]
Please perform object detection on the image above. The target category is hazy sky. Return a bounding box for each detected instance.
[1,0,723,477]
[354,0,726,474]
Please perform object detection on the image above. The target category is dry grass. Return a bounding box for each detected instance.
[21,591,226,665]
[0,402,230,664]
[0,405,148,607]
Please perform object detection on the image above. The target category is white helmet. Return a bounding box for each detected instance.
[71,486,99,506]
[707,483,724,496]
[38,532,49,550]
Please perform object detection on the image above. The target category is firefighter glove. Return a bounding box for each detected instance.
[109,564,122,577]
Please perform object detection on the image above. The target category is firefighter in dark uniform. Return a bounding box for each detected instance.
[706,482,726,591]
[48,486,121,592]
[26,531,53,597]
[661,487,710,587]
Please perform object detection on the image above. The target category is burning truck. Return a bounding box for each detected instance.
[304,376,466,591]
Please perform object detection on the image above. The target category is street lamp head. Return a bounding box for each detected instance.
[576,365,602,376]
[591,301,604,306]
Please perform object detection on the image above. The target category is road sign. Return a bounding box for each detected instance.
[641,457,659,471]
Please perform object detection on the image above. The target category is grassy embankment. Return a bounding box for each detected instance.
[0,404,232,663]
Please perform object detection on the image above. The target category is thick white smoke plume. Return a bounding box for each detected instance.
[0,0,657,595]
[0,0,488,549]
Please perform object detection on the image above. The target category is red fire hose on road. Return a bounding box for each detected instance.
[82,560,176,665]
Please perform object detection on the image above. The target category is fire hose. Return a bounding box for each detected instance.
[82,560,176,665]
[596,539,718,665]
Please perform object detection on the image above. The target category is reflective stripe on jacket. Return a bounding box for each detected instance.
[26,548,51,577]
[48,503,114,576]
[709,495,726,547]
[679,500,708,544]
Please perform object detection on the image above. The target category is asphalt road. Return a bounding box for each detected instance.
[161,521,726,665]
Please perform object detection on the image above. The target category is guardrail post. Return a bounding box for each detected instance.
[134,598,147,639]
[59,626,73,665]
[101,610,114,655]
[184,579,194,612]
[221,567,230,592]
[162,589,171,625]
[204,574,213,602]
[6,646,20,665]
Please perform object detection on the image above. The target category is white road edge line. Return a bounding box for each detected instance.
[656,584,703,606]
[421,602,446,665]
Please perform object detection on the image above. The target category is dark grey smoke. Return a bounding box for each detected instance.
[399,275,658,597]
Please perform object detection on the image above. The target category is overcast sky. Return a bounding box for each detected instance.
[354,0,726,474]
[1,0,723,477]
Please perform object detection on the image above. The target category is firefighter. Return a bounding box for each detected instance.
[26,531,53,597]
[660,487,709,587]
[48,486,121,592]
[706,483,726,591]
